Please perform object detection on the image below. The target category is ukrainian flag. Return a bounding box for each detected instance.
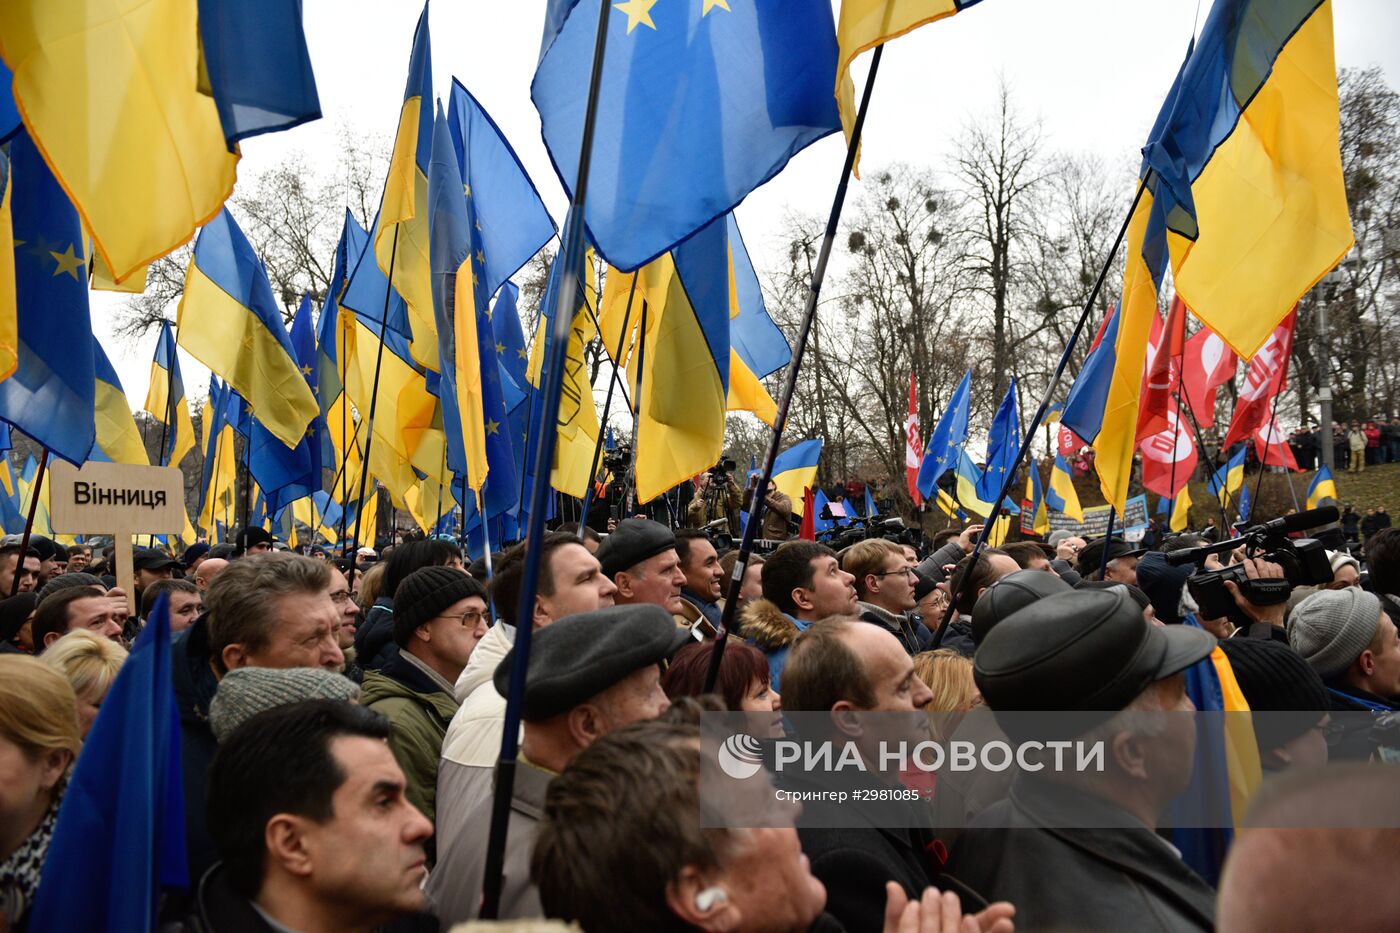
[773,439,823,518]
[176,208,319,450]
[316,210,367,476]
[0,0,237,284]
[1046,452,1083,522]
[533,0,840,271]
[1208,446,1247,508]
[1022,463,1048,536]
[0,130,95,465]
[344,2,437,370]
[197,378,240,539]
[1142,0,1352,359]
[143,321,195,468]
[90,341,148,466]
[1305,466,1338,511]
[953,450,1017,520]
[1167,487,1193,532]
[248,296,323,515]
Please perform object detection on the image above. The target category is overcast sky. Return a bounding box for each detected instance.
[96,0,1400,407]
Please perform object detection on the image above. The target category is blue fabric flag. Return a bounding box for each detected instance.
[1060,306,1121,446]
[976,377,1020,502]
[1236,482,1252,526]
[727,214,790,378]
[864,486,877,519]
[29,595,187,930]
[0,130,96,464]
[533,0,841,271]
[197,0,321,148]
[338,204,414,341]
[0,57,19,141]
[250,295,324,513]
[916,370,971,499]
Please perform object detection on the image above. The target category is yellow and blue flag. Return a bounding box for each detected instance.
[0,0,237,284]
[1021,463,1049,536]
[1305,465,1337,511]
[953,450,1017,520]
[343,2,436,369]
[1170,486,1193,532]
[533,0,840,271]
[0,147,16,382]
[728,215,790,380]
[773,439,823,518]
[0,130,95,464]
[196,0,321,147]
[144,321,196,468]
[177,208,319,450]
[1046,452,1083,522]
[91,341,149,466]
[316,210,367,474]
[975,378,1020,503]
[835,1,986,164]
[916,370,971,499]
[197,377,240,538]
[1208,446,1246,508]
[1142,0,1352,359]
[249,295,323,514]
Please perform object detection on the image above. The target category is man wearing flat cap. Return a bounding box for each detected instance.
[595,517,687,615]
[428,603,684,924]
[1076,536,1145,585]
[947,587,1219,932]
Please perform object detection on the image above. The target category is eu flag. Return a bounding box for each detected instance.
[916,370,970,499]
[533,0,841,271]
[28,595,187,930]
[975,378,1020,503]
[196,0,322,147]
[0,130,96,465]
[249,295,324,514]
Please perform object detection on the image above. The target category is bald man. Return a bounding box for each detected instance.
[193,558,229,591]
[1218,764,1400,932]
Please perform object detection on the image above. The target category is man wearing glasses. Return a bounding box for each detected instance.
[841,538,930,655]
[360,565,488,855]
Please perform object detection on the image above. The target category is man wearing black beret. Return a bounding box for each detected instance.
[429,603,686,924]
[595,517,686,615]
[947,588,1218,931]
[1076,536,1145,585]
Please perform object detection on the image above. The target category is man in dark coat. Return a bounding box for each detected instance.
[947,588,1219,932]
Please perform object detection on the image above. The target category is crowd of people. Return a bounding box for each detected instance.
[0,507,1397,932]
[1287,418,1400,472]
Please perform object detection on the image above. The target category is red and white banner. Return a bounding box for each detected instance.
[1181,326,1238,428]
[1139,402,1198,497]
[1137,296,1188,442]
[905,372,923,506]
[1223,309,1296,448]
[1254,413,1301,471]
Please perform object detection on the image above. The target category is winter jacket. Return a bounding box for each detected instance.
[171,613,223,882]
[355,597,398,670]
[1348,429,1367,452]
[857,602,930,656]
[678,589,722,636]
[179,863,437,933]
[948,774,1216,932]
[761,491,795,540]
[360,651,459,833]
[740,598,811,692]
[916,541,969,583]
[933,617,977,658]
[1324,683,1398,762]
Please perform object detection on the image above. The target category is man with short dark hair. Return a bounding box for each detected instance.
[1365,527,1400,623]
[32,585,122,648]
[65,544,92,573]
[842,538,929,655]
[132,547,180,599]
[430,604,683,923]
[739,540,857,691]
[673,528,723,636]
[173,553,345,881]
[201,700,435,932]
[940,548,1020,656]
[596,518,686,614]
[26,536,66,585]
[1000,541,1052,573]
[139,578,202,632]
[0,542,40,595]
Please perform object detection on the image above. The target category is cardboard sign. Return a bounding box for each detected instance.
[48,461,189,613]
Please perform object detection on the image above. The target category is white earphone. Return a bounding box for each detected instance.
[695,887,729,912]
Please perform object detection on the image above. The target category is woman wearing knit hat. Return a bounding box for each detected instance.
[1287,588,1400,760]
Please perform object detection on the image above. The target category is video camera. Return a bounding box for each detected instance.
[601,443,633,477]
[1165,506,1338,623]
[818,506,922,554]
[707,456,737,480]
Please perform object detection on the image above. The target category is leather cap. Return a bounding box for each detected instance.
[974,589,1215,740]
[970,569,1072,645]
[1075,537,1146,577]
[595,518,676,578]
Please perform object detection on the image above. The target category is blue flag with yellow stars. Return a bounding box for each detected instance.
[0,130,96,464]
[976,377,1020,503]
[533,0,841,271]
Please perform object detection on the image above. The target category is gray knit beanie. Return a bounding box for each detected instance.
[1287,588,1383,681]
[36,572,104,605]
[209,666,361,742]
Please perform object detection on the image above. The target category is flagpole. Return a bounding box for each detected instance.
[624,298,648,518]
[12,449,48,598]
[1249,389,1283,522]
[350,227,401,558]
[577,275,640,536]
[1178,389,1233,529]
[935,176,1148,649]
[1166,342,1184,529]
[477,488,493,579]
[703,45,887,693]
[1098,508,1116,580]
[479,0,614,919]
[458,473,467,555]
[152,355,175,548]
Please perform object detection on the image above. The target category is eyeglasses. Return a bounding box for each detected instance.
[329,590,354,604]
[870,568,918,579]
[439,608,487,628]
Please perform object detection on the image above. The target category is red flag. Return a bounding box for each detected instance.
[1057,423,1086,459]
[1223,309,1296,448]
[799,487,816,540]
[1137,296,1189,441]
[1181,325,1238,428]
[1139,401,1199,497]
[1254,413,1301,471]
[905,372,923,506]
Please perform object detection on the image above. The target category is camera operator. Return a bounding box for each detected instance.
[685,461,743,536]
[1365,528,1400,624]
[749,475,794,541]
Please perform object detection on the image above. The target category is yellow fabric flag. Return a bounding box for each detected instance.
[528,256,601,500]
[0,0,238,283]
[727,351,777,426]
[1170,487,1192,533]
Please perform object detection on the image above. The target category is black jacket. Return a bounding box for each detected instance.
[355,598,399,671]
[932,617,977,658]
[857,604,931,656]
[171,613,222,883]
[1324,684,1398,762]
[179,864,437,933]
[947,775,1216,932]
